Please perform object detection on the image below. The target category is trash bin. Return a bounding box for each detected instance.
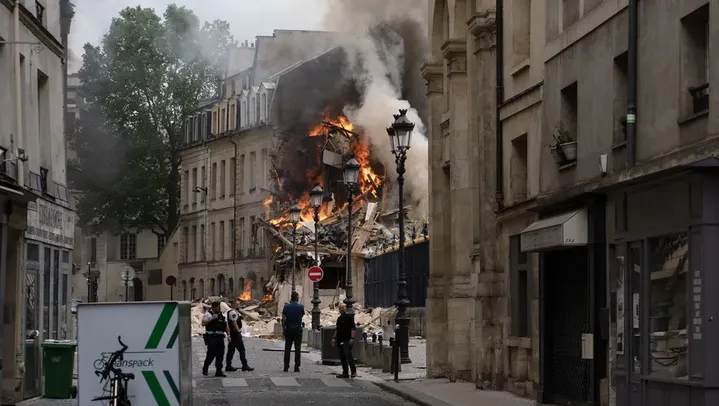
[42,340,77,399]
[320,326,340,365]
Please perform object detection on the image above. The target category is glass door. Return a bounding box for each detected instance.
[23,244,40,399]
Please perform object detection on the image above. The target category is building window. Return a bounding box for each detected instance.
[261,148,268,188]
[681,5,709,115]
[212,111,217,134]
[647,233,688,378]
[190,279,196,299]
[561,0,579,30]
[229,219,236,258]
[89,237,97,263]
[230,158,237,196]
[509,134,528,202]
[201,166,206,203]
[219,221,225,260]
[192,168,198,206]
[183,170,190,209]
[147,269,163,285]
[249,152,256,191]
[239,217,245,256]
[511,0,530,65]
[220,160,226,198]
[200,224,205,261]
[120,234,137,260]
[239,155,245,193]
[35,1,45,25]
[210,222,215,261]
[211,162,217,200]
[613,52,629,143]
[560,81,578,148]
[40,167,49,194]
[182,227,189,263]
[157,234,166,256]
[509,235,530,337]
[190,226,197,262]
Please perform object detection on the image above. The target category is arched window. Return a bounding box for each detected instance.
[198,279,204,298]
[210,278,216,296]
[228,278,234,297]
[182,280,187,300]
[190,278,196,300]
[260,93,267,121]
[218,274,226,297]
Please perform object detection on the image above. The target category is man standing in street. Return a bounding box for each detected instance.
[281,291,304,372]
[331,303,357,378]
[226,299,254,372]
[201,301,228,377]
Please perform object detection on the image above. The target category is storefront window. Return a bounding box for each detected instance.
[61,250,70,339]
[43,247,50,339]
[629,244,642,374]
[52,250,59,339]
[648,233,688,379]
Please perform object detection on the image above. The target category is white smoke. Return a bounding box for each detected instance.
[322,0,429,218]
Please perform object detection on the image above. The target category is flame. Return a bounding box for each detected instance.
[265,113,382,230]
[237,280,253,302]
[261,290,274,303]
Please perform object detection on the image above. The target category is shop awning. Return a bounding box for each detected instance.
[520,208,588,252]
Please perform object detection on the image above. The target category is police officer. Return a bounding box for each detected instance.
[226,299,254,372]
[201,301,228,377]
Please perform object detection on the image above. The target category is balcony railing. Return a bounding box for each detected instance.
[235,247,268,260]
[689,83,709,114]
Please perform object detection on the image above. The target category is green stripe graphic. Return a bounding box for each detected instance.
[166,324,179,349]
[163,370,180,402]
[146,303,177,349]
[142,371,171,406]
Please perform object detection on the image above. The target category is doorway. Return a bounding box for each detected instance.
[23,244,41,399]
[543,247,591,405]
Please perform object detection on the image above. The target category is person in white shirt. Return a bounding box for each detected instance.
[201,301,229,377]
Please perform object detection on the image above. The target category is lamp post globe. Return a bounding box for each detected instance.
[391,109,415,152]
[289,204,301,223]
[343,158,360,186]
[310,185,323,209]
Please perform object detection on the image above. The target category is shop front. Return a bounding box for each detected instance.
[608,168,719,406]
[22,198,74,399]
[521,197,608,406]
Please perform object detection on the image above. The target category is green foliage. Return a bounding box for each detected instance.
[70,4,234,235]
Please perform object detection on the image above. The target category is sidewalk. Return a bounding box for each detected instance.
[302,338,534,406]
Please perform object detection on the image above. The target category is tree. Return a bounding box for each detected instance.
[69,5,233,236]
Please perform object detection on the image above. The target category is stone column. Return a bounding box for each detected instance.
[441,39,475,382]
[421,62,450,378]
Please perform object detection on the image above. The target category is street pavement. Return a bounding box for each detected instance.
[192,335,415,406]
[18,336,415,406]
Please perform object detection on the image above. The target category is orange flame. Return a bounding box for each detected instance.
[261,290,274,303]
[237,280,253,301]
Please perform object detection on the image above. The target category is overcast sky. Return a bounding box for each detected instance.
[68,0,327,71]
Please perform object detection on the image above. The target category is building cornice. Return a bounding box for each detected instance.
[440,39,467,75]
[2,0,65,58]
[467,10,497,53]
[420,62,443,95]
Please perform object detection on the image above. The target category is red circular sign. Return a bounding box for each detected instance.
[307,266,324,283]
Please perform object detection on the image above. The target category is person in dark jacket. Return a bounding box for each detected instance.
[201,301,228,377]
[331,303,357,378]
[226,299,254,372]
[281,292,304,372]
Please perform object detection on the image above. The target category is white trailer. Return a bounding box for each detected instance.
[77,301,192,406]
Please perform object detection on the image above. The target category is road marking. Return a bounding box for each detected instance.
[221,378,248,387]
[270,377,300,387]
[321,377,352,387]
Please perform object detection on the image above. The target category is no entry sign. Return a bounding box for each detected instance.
[307,266,324,283]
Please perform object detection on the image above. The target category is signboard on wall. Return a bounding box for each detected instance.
[25,199,75,249]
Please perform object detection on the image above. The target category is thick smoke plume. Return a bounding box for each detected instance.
[323,0,430,218]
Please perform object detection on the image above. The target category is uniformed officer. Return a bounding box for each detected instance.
[226,299,254,372]
[201,301,228,377]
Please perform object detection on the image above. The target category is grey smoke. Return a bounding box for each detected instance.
[322,0,430,218]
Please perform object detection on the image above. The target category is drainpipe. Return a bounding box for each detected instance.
[495,0,505,209]
[13,1,24,187]
[626,0,638,168]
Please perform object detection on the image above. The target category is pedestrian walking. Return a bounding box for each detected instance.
[226,299,254,372]
[201,301,228,377]
[331,303,357,378]
[281,291,304,372]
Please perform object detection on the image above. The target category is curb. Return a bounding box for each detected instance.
[374,381,454,406]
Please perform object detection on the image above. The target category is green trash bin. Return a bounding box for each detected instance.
[42,340,76,399]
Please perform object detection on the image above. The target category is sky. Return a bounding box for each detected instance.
[68,0,327,72]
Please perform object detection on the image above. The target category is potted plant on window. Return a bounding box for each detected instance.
[549,121,577,165]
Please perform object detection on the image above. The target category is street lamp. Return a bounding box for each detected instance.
[343,157,360,316]
[310,184,323,330]
[289,204,301,292]
[388,108,415,364]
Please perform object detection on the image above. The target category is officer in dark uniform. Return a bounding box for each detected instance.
[201,301,228,377]
[226,299,254,372]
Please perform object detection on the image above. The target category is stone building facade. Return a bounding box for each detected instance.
[426,1,716,406]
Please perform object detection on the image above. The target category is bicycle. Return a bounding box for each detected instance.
[92,336,135,406]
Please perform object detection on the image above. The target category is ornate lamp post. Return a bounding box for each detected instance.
[289,204,301,292]
[342,157,360,316]
[310,184,323,330]
[387,108,414,364]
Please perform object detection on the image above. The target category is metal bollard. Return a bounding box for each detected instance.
[362,332,368,343]
[378,333,383,346]
[388,336,396,374]
[393,324,400,382]
[371,333,377,343]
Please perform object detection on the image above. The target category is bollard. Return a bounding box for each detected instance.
[371,333,377,343]
[363,332,368,342]
[393,324,400,382]
[378,333,383,346]
[388,337,395,374]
